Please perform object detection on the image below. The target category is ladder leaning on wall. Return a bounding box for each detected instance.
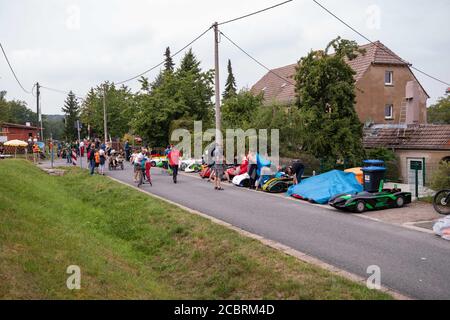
[397,98,408,137]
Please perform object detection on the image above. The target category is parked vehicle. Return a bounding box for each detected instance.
[433,189,450,215]
[151,156,168,169]
[329,189,412,213]
[180,158,202,171]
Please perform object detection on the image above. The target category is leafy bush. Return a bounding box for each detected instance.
[431,161,450,190]
[365,148,400,182]
[365,148,396,162]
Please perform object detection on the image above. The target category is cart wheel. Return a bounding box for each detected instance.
[395,196,405,208]
[355,201,366,214]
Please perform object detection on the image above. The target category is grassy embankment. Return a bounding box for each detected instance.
[0,159,392,299]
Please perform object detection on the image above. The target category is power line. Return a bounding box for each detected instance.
[312,0,450,87]
[0,42,32,94]
[219,31,296,86]
[218,0,294,25]
[115,26,213,85]
[40,85,84,100]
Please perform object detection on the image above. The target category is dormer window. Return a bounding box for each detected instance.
[385,71,394,86]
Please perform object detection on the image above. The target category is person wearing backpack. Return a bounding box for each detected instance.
[94,150,100,174]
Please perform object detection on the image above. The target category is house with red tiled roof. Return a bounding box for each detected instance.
[364,124,450,184]
[251,41,429,125]
[251,41,450,185]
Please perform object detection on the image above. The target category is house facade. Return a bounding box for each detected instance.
[250,41,429,126]
[364,124,450,185]
[0,122,40,143]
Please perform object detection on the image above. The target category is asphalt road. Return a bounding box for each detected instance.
[58,159,450,299]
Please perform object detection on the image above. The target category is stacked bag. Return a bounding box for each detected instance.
[433,216,450,241]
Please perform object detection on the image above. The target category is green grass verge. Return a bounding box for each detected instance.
[0,159,392,300]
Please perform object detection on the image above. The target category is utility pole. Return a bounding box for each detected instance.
[213,22,222,154]
[36,82,40,140]
[76,120,82,169]
[103,84,108,144]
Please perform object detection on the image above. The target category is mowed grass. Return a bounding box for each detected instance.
[0,160,392,300]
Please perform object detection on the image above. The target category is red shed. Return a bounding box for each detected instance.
[0,122,40,143]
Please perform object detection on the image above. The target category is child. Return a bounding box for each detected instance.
[145,157,152,186]
[94,149,100,174]
[99,148,106,175]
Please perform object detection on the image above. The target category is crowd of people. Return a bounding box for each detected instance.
[61,137,305,193]
[201,148,305,192]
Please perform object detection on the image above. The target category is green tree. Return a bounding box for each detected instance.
[42,115,65,140]
[223,59,237,100]
[80,83,134,140]
[430,161,450,190]
[131,49,214,146]
[428,95,450,124]
[0,91,36,125]
[294,37,365,168]
[61,91,80,141]
[164,46,174,73]
[222,89,261,129]
[177,48,201,76]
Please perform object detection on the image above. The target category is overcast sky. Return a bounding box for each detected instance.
[1,0,449,115]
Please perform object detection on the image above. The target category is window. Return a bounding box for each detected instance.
[385,104,394,120]
[385,71,393,85]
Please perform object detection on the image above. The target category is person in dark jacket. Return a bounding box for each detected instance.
[88,143,96,175]
[287,160,305,185]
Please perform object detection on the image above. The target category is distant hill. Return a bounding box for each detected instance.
[43,114,65,140]
[44,114,65,122]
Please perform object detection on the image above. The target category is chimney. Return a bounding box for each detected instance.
[405,81,420,124]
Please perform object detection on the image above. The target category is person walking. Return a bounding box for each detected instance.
[213,146,224,191]
[124,140,131,162]
[79,140,85,158]
[133,149,145,182]
[145,157,152,186]
[88,144,96,175]
[99,148,106,175]
[168,146,180,184]
[94,149,100,174]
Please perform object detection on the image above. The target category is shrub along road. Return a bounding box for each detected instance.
[106,162,450,300]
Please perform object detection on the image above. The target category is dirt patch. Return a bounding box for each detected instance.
[362,201,440,227]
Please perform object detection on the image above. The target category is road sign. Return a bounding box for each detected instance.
[410,160,422,171]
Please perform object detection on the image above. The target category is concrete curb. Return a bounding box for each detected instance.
[107,175,412,300]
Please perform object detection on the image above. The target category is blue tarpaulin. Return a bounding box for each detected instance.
[287,170,363,204]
